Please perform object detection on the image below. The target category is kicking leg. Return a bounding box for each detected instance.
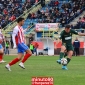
[62,51,73,70]
[57,45,66,64]
[0,47,6,63]
[67,51,73,64]
[19,49,32,69]
[64,50,67,58]
[5,53,23,71]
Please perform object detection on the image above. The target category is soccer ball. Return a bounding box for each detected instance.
[61,58,67,65]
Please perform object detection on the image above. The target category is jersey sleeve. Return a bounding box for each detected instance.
[12,27,19,46]
[13,27,19,35]
[71,29,78,35]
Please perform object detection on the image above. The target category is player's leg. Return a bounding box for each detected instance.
[67,45,74,65]
[5,43,25,71]
[64,53,67,58]
[75,48,77,56]
[64,50,67,58]
[5,48,7,54]
[31,50,34,54]
[8,48,9,55]
[5,47,8,55]
[5,53,24,71]
[0,49,3,62]
[19,43,32,69]
[62,51,73,70]
[57,45,66,64]
[9,53,24,66]
[60,45,66,59]
[78,48,80,56]
[67,50,73,64]
[74,48,76,56]
[6,48,9,55]
[19,49,32,69]
[62,45,74,70]
[22,49,32,63]
[35,48,37,56]
[0,44,6,63]
[76,48,79,56]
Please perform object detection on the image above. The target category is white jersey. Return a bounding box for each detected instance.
[12,25,25,45]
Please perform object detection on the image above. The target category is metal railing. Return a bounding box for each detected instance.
[67,7,85,24]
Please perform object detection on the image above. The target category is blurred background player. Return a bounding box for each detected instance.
[5,40,10,55]
[30,43,34,54]
[31,41,39,56]
[5,17,32,71]
[73,37,80,56]
[56,25,85,70]
[0,26,6,63]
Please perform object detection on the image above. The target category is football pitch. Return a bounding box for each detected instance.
[0,55,85,85]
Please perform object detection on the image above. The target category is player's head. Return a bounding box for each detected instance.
[17,17,24,26]
[65,25,71,33]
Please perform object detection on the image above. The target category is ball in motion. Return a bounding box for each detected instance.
[61,58,67,65]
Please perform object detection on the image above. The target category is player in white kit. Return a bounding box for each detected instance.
[0,27,6,63]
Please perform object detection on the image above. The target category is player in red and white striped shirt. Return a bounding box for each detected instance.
[5,17,32,71]
[0,27,6,63]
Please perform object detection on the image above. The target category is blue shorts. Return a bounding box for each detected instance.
[0,44,3,49]
[17,43,29,54]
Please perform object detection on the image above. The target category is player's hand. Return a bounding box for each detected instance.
[13,44,17,49]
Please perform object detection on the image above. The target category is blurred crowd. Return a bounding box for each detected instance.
[73,15,85,29]
[0,0,85,29]
[27,0,85,27]
[0,0,38,28]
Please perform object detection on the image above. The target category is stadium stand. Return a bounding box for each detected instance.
[1,0,85,54]
[22,0,85,35]
[73,15,85,29]
[1,0,85,35]
[0,0,39,28]
[23,0,85,27]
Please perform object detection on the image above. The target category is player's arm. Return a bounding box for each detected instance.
[78,32,85,36]
[71,29,85,36]
[12,27,18,48]
[23,28,27,33]
[23,26,30,32]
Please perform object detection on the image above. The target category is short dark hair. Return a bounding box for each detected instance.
[65,25,70,29]
[17,17,24,23]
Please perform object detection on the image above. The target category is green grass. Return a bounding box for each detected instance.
[0,55,85,85]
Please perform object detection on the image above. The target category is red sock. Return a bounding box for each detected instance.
[9,58,20,66]
[0,54,3,61]
[22,53,31,63]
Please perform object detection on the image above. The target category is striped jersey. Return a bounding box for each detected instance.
[12,25,25,45]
